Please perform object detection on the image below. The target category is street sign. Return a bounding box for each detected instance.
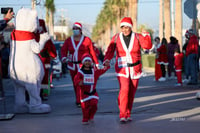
[184,0,197,19]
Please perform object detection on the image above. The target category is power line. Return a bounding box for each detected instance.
[0,1,159,7]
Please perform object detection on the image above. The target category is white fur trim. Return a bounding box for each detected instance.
[120,22,132,28]
[82,57,92,64]
[175,69,182,72]
[81,96,99,103]
[73,24,82,29]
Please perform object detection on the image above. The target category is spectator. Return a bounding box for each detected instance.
[167,36,180,79]
[157,38,168,81]
[185,29,199,85]
[154,37,162,81]
[174,48,184,86]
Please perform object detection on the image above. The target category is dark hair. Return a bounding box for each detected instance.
[154,37,160,41]
[174,48,180,53]
[161,38,167,45]
[170,36,178,44]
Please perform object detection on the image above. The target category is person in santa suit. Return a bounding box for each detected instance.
[174,48,184,86]
[157,38,168,81]
[36,19,57,100]
[74,53,109,125]
[61,22,99,107]
[154,37,162,81]
[103,17,152,123]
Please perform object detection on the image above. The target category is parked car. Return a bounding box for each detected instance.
[52,41,64,79]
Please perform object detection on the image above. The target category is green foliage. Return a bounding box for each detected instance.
[92,0,127,41]
[141,54,155,68]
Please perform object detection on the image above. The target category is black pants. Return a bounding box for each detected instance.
[161,64,166,77]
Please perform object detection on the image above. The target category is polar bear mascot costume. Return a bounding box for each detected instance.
[9,8,51,113]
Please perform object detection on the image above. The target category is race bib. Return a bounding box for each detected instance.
[83,74,94,85]
[118,57,131,68]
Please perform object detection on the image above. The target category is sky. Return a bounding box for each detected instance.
[0,0,193,31]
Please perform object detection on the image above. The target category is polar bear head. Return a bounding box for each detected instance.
[15,8,38,32]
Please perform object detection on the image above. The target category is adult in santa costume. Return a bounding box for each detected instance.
[103,17,152,123]
[157,38,168,81]
[174,48,184,86]
[74,53,109,124]
[36,19,57,100]
[61,22,99,107]
[154,37,162,81]
[9,8,51,113]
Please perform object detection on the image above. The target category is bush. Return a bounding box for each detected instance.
[141,54,155,68]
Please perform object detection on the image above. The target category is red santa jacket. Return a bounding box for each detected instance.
[61,35,99,70]
[74,66,109,103]
[186,35,199,56]
[39,39,57,69]
[157,44,168,65]
[174,53,184,72]
[104,32,152,79]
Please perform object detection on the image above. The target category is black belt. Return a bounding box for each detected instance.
[127,61,140,67]
[71,61,81,64]
[84,89,96,96]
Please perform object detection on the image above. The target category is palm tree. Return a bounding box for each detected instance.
[164,0,171,41]
[159,0,164,39]
[129,0,138,32]
[175,0,182,50]
[44,0,55,36]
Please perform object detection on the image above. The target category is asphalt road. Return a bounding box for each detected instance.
[1,67,200,133]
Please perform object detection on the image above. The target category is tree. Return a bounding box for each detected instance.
[44,0,55,36]
[175,0,182,51]
[164,0,171,41]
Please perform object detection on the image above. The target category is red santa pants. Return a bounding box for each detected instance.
[81,98,98,122]
[155,59,162,81]
[69,69,80,104]
[117,76,139,119]
[176,71,182,84]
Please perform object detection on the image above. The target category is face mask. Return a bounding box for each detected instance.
[73,29,80,36]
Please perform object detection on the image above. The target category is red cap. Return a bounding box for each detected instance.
[81,53,92,64]
[73,22,82,30]
[120,17,133,28]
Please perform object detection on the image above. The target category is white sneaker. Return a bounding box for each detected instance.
[120,118,127,123]
[158,77,166,81]
[183,79,189,83]
[174,83,182,86]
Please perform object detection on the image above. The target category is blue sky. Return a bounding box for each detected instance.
[0,0,193,30]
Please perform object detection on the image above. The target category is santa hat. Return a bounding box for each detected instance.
[39,19,47,33]
[185,29,194,39]
[73,22,82,30]
[120,17,133,28]
[81,53,92,64]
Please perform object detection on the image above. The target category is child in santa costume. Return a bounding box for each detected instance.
[61,22,99,107]
[37,19,57,100]
[174,48,184,86]
[9,8,51,114]
[74,53,109,125]
[103,17,152,123]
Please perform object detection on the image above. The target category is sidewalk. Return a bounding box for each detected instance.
[0,67,200,133]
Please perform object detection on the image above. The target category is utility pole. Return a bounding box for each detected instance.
[31,0,36,9]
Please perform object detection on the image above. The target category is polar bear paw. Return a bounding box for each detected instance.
[39,33,50,44]
[29,104,51,114]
